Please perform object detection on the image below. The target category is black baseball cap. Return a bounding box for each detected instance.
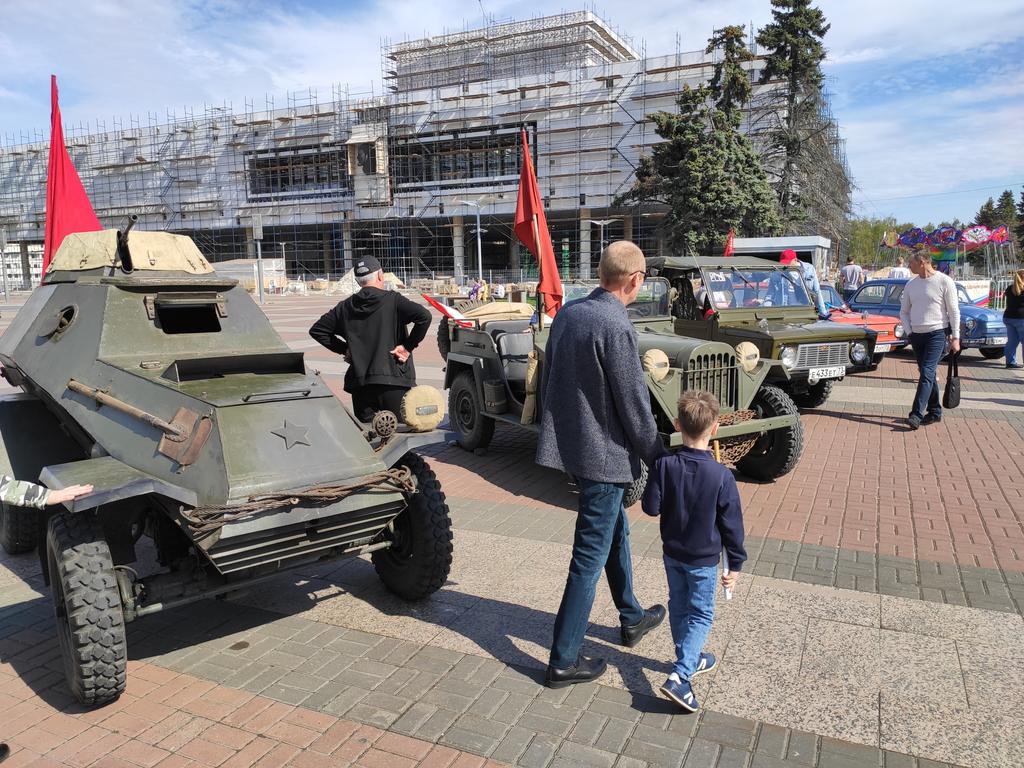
[354,255,382,277]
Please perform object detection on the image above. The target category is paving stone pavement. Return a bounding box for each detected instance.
[2,291,1023,768]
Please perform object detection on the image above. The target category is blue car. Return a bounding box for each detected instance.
[848,279,1007,359]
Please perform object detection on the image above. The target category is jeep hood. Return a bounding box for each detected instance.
[722,318,868,343]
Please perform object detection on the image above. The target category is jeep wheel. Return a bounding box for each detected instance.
[449,371,495,451]
[46,512,127,707]
[372,453,453,600]
[622,461,649,508]
[980,347,1005,360]
[790,380,833,409]
[436,317,451,359]
[1,501,38,554]
[736,385,803,481]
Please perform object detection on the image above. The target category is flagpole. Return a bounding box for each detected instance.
[532,214,545,329]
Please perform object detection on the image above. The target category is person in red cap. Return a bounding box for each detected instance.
[777,248,828,319]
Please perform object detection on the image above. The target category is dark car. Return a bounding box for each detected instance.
[848,279,1008,359]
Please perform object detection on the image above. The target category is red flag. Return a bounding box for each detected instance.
[513,129,562,317]
[43,75,101,275]
[724,228,735,257]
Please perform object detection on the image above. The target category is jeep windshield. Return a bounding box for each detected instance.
[701,266,812,310]
[562,278,671,317]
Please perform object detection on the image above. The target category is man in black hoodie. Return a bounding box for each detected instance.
[309,256,431,422]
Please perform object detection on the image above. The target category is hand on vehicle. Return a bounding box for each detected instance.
[721,570,738,590]
[47,484,94,505]
[949,338,960,354]
[390,345,411,363]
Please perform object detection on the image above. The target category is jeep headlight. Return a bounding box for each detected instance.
[851,341,868,364]
[964,318,976,332]
[894,323,905,339]
[780,345,798,369]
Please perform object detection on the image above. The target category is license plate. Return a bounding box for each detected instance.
[988,336,1008,345]
[809,366,846,380]
[875,344,891,353]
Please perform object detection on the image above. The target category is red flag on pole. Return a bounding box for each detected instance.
[43,75,101,276]
[513,129,562,318]
[724,228,735,257]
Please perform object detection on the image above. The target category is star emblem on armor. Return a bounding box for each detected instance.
[271,420,310,449]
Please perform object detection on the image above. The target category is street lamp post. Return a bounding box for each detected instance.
[587,218,620,252]
[455,199,486,281]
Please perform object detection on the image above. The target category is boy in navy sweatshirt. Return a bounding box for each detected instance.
[642,390,746,712]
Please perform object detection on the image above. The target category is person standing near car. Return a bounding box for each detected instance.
[1004,269,1024,369]
[309,255,431,422]
[778,249,828,319]
[890,257,911,280]
[900,250,960,429]
[840,256,864,303]
[537,241,667,688]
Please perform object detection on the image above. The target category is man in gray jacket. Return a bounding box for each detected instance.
[537,241,666,688]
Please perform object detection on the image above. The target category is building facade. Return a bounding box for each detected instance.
[0,11,838,287]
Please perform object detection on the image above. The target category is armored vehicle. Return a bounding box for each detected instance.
[442,279,803,501]
[0,226,453,706]
[650,256,878,409]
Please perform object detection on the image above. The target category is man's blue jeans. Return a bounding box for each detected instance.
[1006,317,1024,365]
[664,555,717,681]
[909,329,948,420]
[549,479,645,669]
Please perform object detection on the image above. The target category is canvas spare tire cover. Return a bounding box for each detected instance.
[401,386,446,431]
[641,349,671,381]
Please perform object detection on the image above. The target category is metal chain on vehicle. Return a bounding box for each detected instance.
[181,466,416,537]
[716,410,758,463]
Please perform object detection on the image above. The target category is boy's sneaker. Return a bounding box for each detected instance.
[660,673,699,712]
[691,652,717,678]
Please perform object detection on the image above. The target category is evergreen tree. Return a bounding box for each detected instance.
[1016,188,1024,245]
[618,27,781,255]
[975,197,997,228]
[756,0,831,227]
[995,189,1017,230]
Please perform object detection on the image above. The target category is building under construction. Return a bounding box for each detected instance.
[0,11,851,287]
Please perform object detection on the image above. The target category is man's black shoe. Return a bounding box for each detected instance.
[545,655,607,689]
[1007,363,1024,369]
[921,413,942,425]
[621,604,667,648]
[906,416,921,430]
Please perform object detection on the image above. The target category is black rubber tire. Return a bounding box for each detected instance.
[980,347,1005,360]
[790,379,833,409]
[622,461,649,508]
[448,371,495,451]
[372,453,453,601]
[436,317,451,359]
[0,501,38,554]
[736,385,804,481]
[46,512,127,707]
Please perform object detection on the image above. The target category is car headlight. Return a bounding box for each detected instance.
[780,345,798,369]
[851,341,868,364]
[894,323,905,339]
[964,318,976,332]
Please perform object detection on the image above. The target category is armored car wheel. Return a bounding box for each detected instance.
[46,512,126,707]
[449,371,495,451]
[622,461,649,508]
[980,348,1005,360]
[372,453,453,600]
[0,501,38,554]
[790,380,833,409]
[736,386,803,482]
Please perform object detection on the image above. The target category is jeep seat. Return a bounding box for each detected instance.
[495,331,533,399]
[484,319,533,342]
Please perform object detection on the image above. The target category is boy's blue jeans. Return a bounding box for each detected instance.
[664,555,718,681]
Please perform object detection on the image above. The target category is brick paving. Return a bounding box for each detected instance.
[2,290,1023,767]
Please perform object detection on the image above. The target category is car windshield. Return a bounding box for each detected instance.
[701,266,812,309]
[956,285,972,305]
[561,278,671,317]
[820,284,846,310]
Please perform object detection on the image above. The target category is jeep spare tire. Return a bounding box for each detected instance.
[1,501,38,554]
[736,385,803,481]
[622,461,649,508]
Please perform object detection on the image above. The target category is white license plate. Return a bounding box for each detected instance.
[809,366,846,380]
[988,336,1008,345]
[875,344,891,353]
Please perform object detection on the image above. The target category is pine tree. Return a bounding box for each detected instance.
[1016,188,1024,245]
[617,27,781,255]
[995,189,1017,230]
[756,0,832,228]
[975,197,997,228]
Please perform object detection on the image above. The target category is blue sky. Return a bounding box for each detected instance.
[1,0,1022,226]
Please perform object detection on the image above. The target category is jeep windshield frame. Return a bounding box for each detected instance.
[700,264,813,312]
[562,277,671,318]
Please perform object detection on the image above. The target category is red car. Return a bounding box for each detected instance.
[820,284,907,362]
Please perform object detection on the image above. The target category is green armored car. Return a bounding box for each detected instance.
[650,256,878,409]
[0,225,453,706]
[442,279,804,501]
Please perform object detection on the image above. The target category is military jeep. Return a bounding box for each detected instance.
[442,279,804,499]
[652,256,878,409]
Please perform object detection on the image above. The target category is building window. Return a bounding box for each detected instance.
[246,144,351,201]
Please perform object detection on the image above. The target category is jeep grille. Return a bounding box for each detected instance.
[685,352,738,410]
[794,343,851,370]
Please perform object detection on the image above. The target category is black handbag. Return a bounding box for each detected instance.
[943,351,961,409]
